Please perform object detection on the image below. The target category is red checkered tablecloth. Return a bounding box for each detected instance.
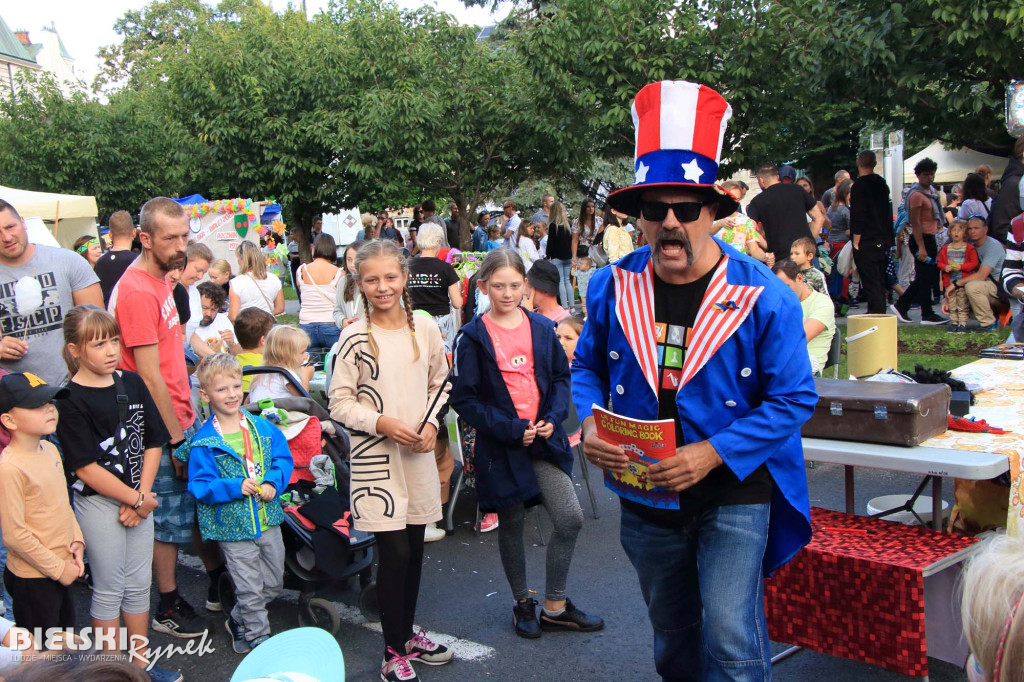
[765,508,977,677]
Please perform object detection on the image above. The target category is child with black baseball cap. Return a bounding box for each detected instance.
[0,372,85,633]
[527,260,571,324]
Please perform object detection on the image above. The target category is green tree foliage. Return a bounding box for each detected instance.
[158,2,355,233]
[0,74,194,218]
[328,0,593,244]
[784,0,1024,150]
[512,0,870,183]
[500,0,1020,187]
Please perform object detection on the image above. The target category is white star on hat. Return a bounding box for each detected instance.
[635,161,650,184]
[681,159,704,183]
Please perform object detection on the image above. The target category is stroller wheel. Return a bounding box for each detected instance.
[218,572,237,617]
[298,597,340,635]
[358,582,379,623]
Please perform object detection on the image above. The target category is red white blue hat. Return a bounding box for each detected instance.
[607,80,739,220]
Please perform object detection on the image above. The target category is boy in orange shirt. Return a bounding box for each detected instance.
[0,373,84,633]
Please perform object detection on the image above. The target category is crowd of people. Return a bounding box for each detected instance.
[0,77,1020,682]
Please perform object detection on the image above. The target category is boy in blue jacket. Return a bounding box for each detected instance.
[176,354,293,654]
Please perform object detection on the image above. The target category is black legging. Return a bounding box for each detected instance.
[374,525,426,656]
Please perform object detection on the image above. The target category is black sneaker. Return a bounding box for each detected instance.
[206,581,222,613]
[248,634,269,649]
[225,615,251,654]
[889,304,911,323]
[512,598,541,639]
[921,313,948,326]
[539,598,604,633]
[152,598,208,639]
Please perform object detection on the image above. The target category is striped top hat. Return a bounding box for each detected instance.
[607,81,739,220]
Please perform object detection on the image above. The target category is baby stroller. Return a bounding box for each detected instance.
[216,366,378,636]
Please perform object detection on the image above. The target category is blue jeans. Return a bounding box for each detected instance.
[550,258,574,310]
[621,503,772,682]
[300,323,341,351]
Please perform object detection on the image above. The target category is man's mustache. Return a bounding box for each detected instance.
[654,229,694,263]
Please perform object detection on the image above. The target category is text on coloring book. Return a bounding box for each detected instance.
[598,418,669,441]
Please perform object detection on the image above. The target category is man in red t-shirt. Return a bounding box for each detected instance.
[109,197,223,639]
[892,157,949,325]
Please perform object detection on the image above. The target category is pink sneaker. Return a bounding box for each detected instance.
[479,513,499,533]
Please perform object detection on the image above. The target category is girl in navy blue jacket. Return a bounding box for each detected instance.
[451,249,603,639]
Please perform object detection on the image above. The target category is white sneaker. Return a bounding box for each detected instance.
[424,523,446,543]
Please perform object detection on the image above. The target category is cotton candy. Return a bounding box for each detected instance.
[13,276,42,317]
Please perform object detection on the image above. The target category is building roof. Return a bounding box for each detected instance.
[41,26,72,60]
[0,14,36,64]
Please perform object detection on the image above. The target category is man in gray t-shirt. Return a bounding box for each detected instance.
[949,216,1007,329]
[0,200,102,385]
[531,193,554,226]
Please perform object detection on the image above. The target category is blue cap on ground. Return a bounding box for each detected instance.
[230,628,345,682]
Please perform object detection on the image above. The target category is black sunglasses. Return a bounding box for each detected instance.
[640,201,706,223]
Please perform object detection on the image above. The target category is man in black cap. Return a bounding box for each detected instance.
[527,260,570,323]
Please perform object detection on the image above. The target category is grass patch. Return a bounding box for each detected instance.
[829,323,1003,378]
[283,287,297,301]
[276,314,298,326]
[894,324,1004,355]
[832,353,974,380]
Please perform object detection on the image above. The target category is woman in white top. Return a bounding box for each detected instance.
[297,233,344,350]
[228,240,285,321]
[518,220,542,272]
[333,240,366,330]
[957,172,993,222]
[571,198,604,259]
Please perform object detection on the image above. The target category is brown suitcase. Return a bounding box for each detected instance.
[802,379,950,447]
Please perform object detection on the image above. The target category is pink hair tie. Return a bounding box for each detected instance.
[992,589,1023,681]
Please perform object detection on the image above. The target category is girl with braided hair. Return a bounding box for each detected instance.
[327,240,453,682]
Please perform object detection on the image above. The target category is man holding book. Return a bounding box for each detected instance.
[571,81,818,681]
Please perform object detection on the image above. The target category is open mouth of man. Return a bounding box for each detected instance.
[659,239,687,257]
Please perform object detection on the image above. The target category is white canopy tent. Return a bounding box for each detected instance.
[0,185,99,251]
[903,141,1009,185]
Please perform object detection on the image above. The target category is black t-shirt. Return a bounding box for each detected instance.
[747,183,816,260]
[55,371,170,495]
[94,250,138,307]
[446,220,462,251]
[546,222,574,260]
[407,257,461,316]
[173,283,191,326]
[621,259,773,526]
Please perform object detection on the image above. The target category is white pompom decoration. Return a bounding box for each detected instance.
[13,276,42,317]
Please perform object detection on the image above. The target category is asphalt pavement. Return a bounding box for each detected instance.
[60,457,970,682]
[102,296,969,680]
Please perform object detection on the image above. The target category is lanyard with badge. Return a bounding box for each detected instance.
[212,415,268,527]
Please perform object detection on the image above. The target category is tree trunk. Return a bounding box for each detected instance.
[451,192,471,251]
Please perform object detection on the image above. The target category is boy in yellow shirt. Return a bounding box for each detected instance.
[232,308,276,393]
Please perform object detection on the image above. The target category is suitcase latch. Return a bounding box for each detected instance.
[874,405,888,420]
[830,402,843,416]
